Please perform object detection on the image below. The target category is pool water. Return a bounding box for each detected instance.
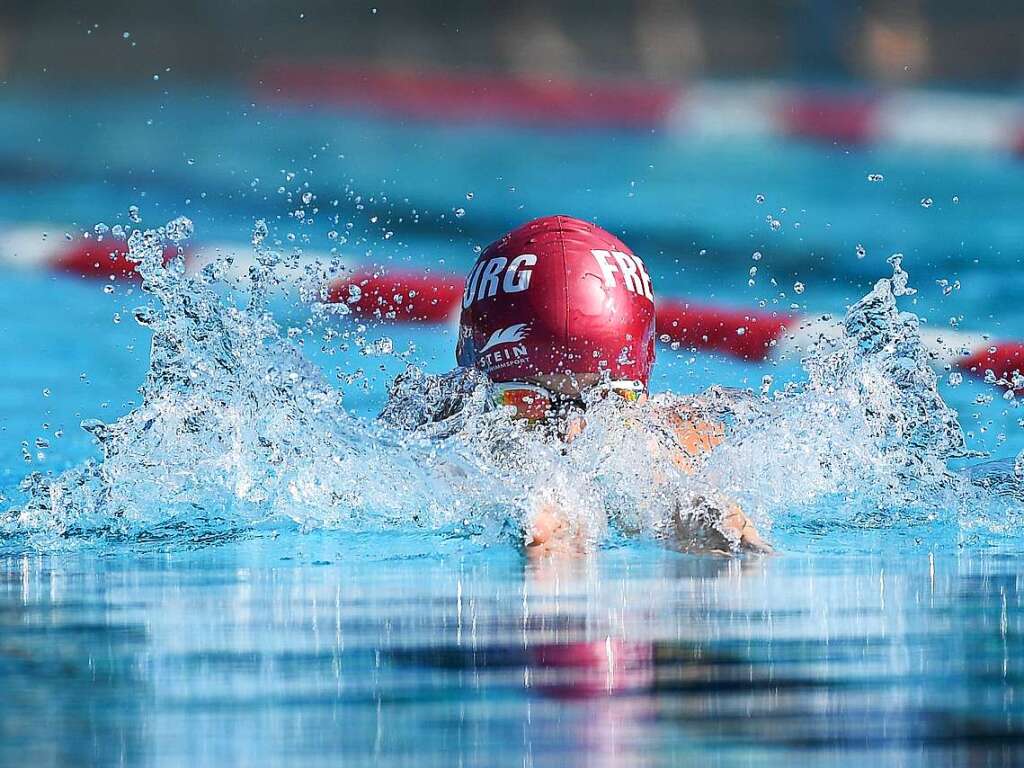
[4,541,1024,767]
[2,86,1024,765]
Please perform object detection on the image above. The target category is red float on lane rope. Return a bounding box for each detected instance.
[52,235,182,280]
[960,343,1024,382]
[328,270,463,322]
[655,299,793,361]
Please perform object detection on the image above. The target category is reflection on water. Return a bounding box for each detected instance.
[1,537,1023,767]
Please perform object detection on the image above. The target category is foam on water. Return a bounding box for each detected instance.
[3,218,1020,552]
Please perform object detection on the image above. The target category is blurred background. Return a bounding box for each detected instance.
[3,1,1023,84]
[2,0,1024,471]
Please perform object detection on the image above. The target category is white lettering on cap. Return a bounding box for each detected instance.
[502,253,536,293]
[591,249,654,302]
[464,253,537,307]
[475,256,508,301]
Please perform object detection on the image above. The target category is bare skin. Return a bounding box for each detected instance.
[521,374,771,558]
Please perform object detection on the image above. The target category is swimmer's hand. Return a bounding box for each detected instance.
[524,499,588,558]
[720,504,773,554]
[671,498,773,556]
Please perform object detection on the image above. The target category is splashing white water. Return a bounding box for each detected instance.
[2,218,1013,550]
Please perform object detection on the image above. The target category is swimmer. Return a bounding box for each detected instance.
[456,215,770,557]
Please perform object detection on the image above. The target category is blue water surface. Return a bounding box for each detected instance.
[2,86,1024,766]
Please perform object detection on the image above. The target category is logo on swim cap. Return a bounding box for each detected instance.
[479,323,530,353]
[456,215,656,386]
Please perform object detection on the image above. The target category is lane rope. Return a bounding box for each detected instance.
[4,228,1020,386]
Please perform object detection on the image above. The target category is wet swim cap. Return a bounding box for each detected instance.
[457,215,656,386]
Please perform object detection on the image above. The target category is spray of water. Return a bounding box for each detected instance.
[2,219,1016,551]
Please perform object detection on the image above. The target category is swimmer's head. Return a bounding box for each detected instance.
[456,215,656,392]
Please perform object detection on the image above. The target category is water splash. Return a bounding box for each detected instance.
[2,219,1017,552]
[6,219,476,546]
[699,263,976,540]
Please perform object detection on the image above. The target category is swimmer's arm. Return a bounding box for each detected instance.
[523,416,591,558]
[666,414,772,554]
[524,414,772,557]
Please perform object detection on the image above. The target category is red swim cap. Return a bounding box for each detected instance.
[457,215,656,386]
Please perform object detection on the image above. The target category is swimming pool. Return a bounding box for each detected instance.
[2,86,1024,765]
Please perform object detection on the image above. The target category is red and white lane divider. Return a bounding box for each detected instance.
[328,270,1024,384]
[255,66,1024,156]
[3,228,1022,385]
[0,226,338,282]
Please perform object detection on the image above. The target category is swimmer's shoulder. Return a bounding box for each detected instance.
[649,396,725,457]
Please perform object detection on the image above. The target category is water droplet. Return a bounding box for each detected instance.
[133,306,155,326]
[454,207,466,218]
[42,388,50,397]
[867,173,884,182]
[752,251,762,261]
[920,197,933,208]
[755,194,765,204]
[856,244,866,259]
[165,215,193,243]
[128,205,142,223]
[793,282,805,294]
[952,195,960,204]
[887,253,916,296]
[301,191,313,204]
[252,219,268,247]
[465,192,474,200]
[122,31,131,39]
